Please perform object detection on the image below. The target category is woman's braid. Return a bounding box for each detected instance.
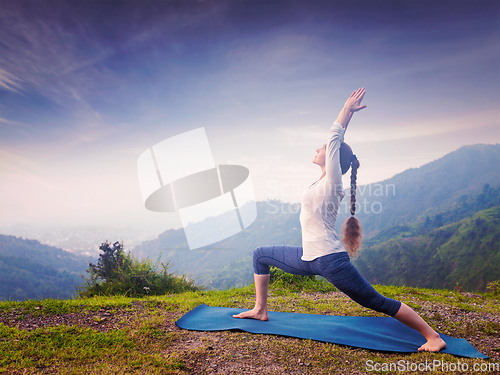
[349,156,359,216]
[342,154,362,258]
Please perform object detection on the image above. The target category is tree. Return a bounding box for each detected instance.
[87,241,130,283]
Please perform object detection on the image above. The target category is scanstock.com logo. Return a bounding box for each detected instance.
[137,128,257,250]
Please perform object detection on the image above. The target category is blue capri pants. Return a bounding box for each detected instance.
[253,245,402,317]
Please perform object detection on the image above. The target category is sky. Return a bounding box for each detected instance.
[0,0,499,236]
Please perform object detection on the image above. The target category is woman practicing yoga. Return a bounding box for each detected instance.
[233,88,446,352]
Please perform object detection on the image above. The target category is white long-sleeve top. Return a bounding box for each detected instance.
[299,121,347,261]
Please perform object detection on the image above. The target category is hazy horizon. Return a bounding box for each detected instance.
[1,141,497,235]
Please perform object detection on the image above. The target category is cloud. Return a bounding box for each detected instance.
[0,117,32,136]
[0,149,42,173]
[0,2,116,122]
[375,41,499,82]
[223,32,335,80]
[274,124,328,147]
[0,68,22,92]
[345,109,499,144]
[0,149,62,191]
[0,117,16,126]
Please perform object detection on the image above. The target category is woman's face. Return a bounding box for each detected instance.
[313,143,327,166]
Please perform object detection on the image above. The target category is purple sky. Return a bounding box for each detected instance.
[0,0,499,235]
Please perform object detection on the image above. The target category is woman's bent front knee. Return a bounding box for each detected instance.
[253,246,272,275]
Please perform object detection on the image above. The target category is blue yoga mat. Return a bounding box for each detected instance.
[175,304,488,359]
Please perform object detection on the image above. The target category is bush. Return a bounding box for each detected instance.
[486,280,500,296]
[77,241,202,298]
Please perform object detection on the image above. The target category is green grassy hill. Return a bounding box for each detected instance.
[0,282,499,374]
[354,206,500,292]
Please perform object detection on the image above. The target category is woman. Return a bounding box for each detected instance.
[233,88,446,352]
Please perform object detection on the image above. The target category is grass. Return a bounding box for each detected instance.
[0,281,499,374]
[0,295,136,318]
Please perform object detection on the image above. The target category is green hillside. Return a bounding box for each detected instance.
[0,235,95,301]
[337,144,500,236]
[429,206,500,291]
[0,235,94,274]
[354,206,500,292]
[0,254,82,301]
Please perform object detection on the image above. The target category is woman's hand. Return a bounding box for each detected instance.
[344,87,367,113]
[335,87,367,129]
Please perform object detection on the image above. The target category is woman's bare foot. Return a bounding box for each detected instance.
[394,303,446,352]
[418,334,446,352]
[232,308,268,321]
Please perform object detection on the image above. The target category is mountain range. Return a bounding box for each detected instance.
[1,143,499,300]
